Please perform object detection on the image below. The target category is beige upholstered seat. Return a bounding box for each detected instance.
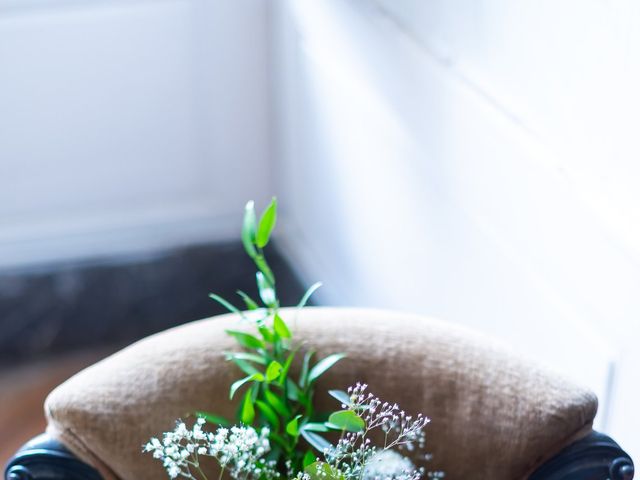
[44,307,597,480]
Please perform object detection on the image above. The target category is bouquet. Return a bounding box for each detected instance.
[144,199,443,480]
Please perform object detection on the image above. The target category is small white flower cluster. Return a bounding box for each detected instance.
[348,383,429,452]
[144,419,278,480]
[363,450,420,480]
[323,383,437,480]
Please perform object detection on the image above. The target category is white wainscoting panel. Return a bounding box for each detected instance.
[0,0,271,269]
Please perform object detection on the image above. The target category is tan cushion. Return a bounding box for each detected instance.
[45,307,597,480]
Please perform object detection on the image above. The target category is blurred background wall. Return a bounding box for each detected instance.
[1,0,639,464]
[272,0,640,461]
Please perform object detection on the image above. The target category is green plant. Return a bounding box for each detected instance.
[202,198,343,475]
[145,199,438,480]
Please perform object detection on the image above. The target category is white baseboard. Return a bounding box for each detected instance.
[0,204,239,272]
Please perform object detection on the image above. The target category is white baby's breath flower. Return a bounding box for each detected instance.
[144,419,277,480]
[167,463,181,479]
[320,383,438,480]
[363,450,418,480]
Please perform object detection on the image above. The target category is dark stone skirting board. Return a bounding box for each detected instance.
[0,242,307,365]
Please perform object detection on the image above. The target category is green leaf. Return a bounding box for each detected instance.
[264,389,290,417]
[209,293,243,316]
[305,462,344,480]
[258,325,275,343]
[225,330,265,350]
[241,390,255,424]
[242,201,257,258]
[255,400,280,429]
[328,390,352,407]
[236,290,259,310]
[327,410,365,432]
[297,282,323,308]
[297,391,310,408]
[230,373,264,399]
[195,412,231,427]
[224,351,267,365]
[256,197,277,248]
[273,313,291,339]
[299,350,314,388]
[300,430,332,453]
[254,255,275,286]
[303,450,316,468]
[286,415,302,437]
[279,351,296,384]
[250,382,260,402]
[287,378,301,402]
[308,353,346,383]
[301,422,329,432]
[256,272,276,307]
[230,358,261,376]
[265,360,283,382]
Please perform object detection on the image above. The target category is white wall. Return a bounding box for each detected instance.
[0,0,271,270]
[272,0,640,459]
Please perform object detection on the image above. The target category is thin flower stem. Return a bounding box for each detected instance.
[192,452,209,480]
